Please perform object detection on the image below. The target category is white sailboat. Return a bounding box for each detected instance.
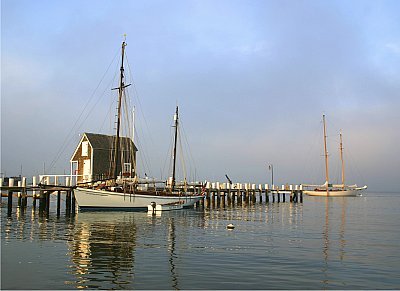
[74,39,203,210]
[303,115,367,197]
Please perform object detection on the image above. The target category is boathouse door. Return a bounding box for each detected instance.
[83,159,91,182]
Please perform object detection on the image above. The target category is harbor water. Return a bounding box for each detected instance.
[1,192,400,289]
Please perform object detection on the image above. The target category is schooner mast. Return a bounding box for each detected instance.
[171,106,179,191]
[112,39,131,180]
[339,130,345,189]
[322,114,330,196]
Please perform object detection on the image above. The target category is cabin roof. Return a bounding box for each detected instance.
[84,132,138,151]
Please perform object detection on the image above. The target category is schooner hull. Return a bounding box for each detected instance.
[74,187,203,211]
[304,189,361,197]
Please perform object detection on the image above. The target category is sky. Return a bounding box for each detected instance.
[1,0,400,192]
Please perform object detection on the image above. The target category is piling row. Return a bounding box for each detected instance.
[2,176,304,218]
[197,182,303,208]
[1,176,76,217]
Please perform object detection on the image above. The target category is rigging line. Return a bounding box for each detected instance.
[344,144,367,187]
[166,125,175,181]
[183,125,197,181]
[178,120,193,181]
[133,113,154,177]
[134,114,154,176]
[50,71,118,172]
[161,125,174,180]
[123,90,133,137]
[83,61,120,130]
[133,127,151,177]
[119,105,136,176]
[301,118,325,184]
[98,98,116,133]
[125,56,156,175]
[178,126,188,184]
[125,55,158,150]
[48,49,120,172]
[179,119,197,173]
[98,66,122,134]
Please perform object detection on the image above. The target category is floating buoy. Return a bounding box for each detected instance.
[227,223,235,229]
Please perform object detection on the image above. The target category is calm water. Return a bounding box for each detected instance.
[1,192,400,289]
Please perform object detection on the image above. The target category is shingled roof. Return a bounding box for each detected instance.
[84,132,138,152]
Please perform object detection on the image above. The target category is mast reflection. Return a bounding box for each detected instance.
[321,197,348,287]
[167,217,179,290]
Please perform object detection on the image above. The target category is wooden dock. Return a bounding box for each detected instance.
[1,176,304,218]
[1,175,76,217]
[198,182,303,207]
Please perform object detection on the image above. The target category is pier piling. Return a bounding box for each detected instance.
[57,191,61,217]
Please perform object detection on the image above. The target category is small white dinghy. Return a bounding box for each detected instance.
[147,201,184,213]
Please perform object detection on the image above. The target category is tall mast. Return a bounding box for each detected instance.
[112,40,127,180]
[339,130,345,189]
[171,106,179,191]
[322,114,330,195]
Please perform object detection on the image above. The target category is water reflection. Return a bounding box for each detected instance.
[321,197,348,287]
[2,199,307,289]
[66,212,137,289]
[167,218,179,290]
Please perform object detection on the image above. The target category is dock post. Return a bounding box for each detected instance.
[7,191,13,217]
[66,190,71,215]
[32,176,38,199]
[239,184,244,205]
[33,195,37,210]
[71,191,76,214]
[265,184,269,203]
[17,181,22,206]
[0,178,2,202]
[7,178,15,216]
[57,191,61,217]
[299,185,303,203]
[46,192,51,216]
[246,184,251,203]
[251,184,256,203]
[236,183,240,205]
[39,189,45,213]
[21,177,27,208]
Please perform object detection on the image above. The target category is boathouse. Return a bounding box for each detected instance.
[70,132,137,183]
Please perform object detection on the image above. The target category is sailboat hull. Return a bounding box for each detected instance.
[74,187,203,211]
[304,188,362,197]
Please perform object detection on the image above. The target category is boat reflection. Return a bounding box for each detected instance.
[66,210,187,290]
[66,212,137,289]
[321,197,348,287]
[167,217,179,290]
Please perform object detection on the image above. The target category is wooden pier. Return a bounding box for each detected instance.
[197,182,303,208]
[1,176,304,218]
[0,175,76,217]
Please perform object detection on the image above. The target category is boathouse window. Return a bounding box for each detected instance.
[123,163,132,176]
[82,141,89,156]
